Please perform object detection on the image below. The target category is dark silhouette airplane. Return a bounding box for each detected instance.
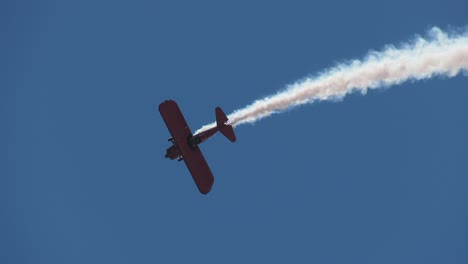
[159,100,236,194]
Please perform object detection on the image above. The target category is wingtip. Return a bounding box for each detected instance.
[158,99,176,112]
[198,184,213,195]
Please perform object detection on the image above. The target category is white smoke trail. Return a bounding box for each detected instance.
[195,27,468,134]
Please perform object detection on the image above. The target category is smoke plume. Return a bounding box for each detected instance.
[195,27,468,134]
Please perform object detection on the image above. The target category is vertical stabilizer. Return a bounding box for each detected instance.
[215,107,228,127]
[215,107,236,142]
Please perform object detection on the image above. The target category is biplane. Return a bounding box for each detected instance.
[159,100,236,194]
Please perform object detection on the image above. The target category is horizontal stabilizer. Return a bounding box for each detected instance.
[220,125,236,142]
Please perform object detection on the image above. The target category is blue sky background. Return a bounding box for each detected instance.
[3,1,468,263]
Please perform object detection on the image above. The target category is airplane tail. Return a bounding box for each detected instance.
[215,107,236,142]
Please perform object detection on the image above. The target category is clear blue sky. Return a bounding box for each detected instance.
[3,1,468,263]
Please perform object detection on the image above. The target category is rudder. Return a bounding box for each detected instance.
[215,107,228,127]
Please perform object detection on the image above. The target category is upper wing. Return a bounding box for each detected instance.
[159,100,191,143]
[159,100,214,194]
[180,146,214,194]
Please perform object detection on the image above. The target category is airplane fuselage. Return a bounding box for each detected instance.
[165,126,221,161]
